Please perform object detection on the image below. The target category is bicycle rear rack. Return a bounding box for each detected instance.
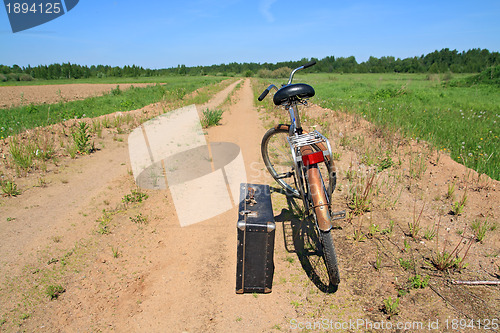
[287,130,333,162]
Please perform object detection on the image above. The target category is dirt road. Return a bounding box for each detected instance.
[0,79,498,332]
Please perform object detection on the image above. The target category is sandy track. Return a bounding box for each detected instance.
[0,79,498,332]
[0,83,158,108]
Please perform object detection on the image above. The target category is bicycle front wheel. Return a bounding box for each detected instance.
[261,127,301,198]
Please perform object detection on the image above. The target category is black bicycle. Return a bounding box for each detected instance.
[258,61,344,286]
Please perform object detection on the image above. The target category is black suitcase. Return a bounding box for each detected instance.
[236,183,275,294]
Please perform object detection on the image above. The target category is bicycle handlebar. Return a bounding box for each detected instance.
[302,60,316,69]
[258,89,270,101]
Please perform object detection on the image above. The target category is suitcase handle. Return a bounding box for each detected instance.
[246,187,258,206]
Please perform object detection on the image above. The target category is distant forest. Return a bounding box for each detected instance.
[1,48,499,81]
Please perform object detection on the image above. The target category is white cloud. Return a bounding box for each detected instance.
[259,0,278,23]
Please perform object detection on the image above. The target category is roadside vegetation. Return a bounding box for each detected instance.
[306,69,499,180]
[252,77,499,326]
[0,76,223,138]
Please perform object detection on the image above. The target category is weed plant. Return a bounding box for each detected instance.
[423,226,437,240]
[111,247,120,258]
[451,190,467,215]
[8,137,33,172]
[408,274,430,289]
[46,285,65,300]
[1,179,21,196]
[122,189,148,204]
[432,226,472,271]
[408,201,424,238]
[201,108,224,128]
[130,213,148,224]
[348,172,375,215]
[470,219,491,242]
[383,296,400,318]
[71,122,94,154]
[399,258,414,271]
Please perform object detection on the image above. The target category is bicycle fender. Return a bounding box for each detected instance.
[307,166,332,232]
[274,124,290,131]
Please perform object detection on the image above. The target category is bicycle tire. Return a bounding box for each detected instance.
[261,127,336,199]
[319,229,340,285]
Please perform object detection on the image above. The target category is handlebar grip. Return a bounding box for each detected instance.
[258,88,270,101]
[303,60,316,69]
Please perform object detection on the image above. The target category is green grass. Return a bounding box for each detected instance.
[0,74,225,86]
[301,73,499,180]
[0,76,223,138]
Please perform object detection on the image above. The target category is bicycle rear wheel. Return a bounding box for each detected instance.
[319,229,340,285]
[306,165,340,286]
[261,127,335,199]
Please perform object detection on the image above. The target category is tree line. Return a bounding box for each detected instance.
[1,48,499,81]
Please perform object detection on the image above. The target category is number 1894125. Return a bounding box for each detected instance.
[446,318,498,330]
[6,2,62,14]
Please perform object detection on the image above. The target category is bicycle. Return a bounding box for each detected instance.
[258,60,344,286]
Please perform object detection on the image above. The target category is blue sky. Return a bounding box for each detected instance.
[1,0,499,68]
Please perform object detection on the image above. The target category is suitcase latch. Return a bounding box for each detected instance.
[240,210,258,217]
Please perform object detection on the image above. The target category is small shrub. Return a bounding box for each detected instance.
[408,153,427,179]
[1,179,21,196]
[72,122,94,154]
[8,137,34,171]
[352,228,367,242]
[381,220,395,235]
[122,189,148,204]
[111,85,122,96]
[470,219,490,242]
[399,258,414,271]
[423,226,437,240]
[431,235,472,271]
[19,73,33,81]
[409,274,430,289]
[130,213,148,224]
[408,202,425,238]
[383,296,400,318]
[445,182,456,200]
[96,209,113,235]
[201,108,224,128]
[451,190,467,215]
[348,173,375,215]
[46,285,65,300]
[378,154,394,171]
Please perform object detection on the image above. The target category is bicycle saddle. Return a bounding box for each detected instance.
[273,83,315,106]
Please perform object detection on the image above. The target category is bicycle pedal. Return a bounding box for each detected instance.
[276,171,294,179]
[331,210,346,221]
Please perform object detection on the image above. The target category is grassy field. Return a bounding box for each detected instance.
[0,76,223,138]
[0,75,206,86]
[296,73,499,180]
